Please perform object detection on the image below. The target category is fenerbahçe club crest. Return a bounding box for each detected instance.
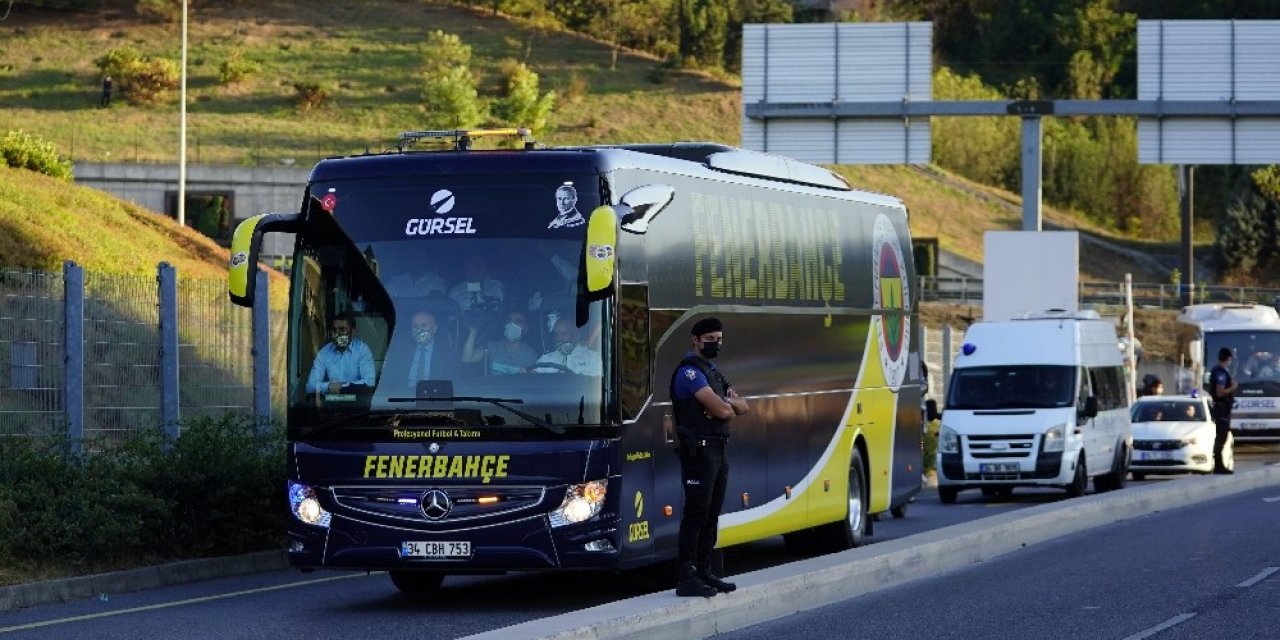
[872,214,910,388]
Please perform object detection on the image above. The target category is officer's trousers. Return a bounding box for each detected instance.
[678,438,729,567]
[1213,416,1231,471]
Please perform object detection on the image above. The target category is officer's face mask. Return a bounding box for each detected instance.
[412,326,435,344]
[504,323,523,342]
[699,339,721,359]
[557,341,575,356]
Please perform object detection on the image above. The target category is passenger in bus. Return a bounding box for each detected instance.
[449,254,505,312]
[1245,349,1280,380]
[532,317,601,375]
[390,310,459,388]
[462,310,538,375]
[306,310,376,395]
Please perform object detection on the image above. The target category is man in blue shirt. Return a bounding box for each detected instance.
[670,316,748,598]
[1209,347,1238,474]
[306,311,376,395]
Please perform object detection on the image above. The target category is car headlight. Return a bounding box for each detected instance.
[939,426,959,454]
[289,481,332,528]
[549,479,607,528]
[1043,424,1065,452]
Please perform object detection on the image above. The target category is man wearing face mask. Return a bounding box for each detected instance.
[306,311,376,395]
[402,310,458,387]
[670,317,748,598]
[463,311,538,375]
[533,317,602,375]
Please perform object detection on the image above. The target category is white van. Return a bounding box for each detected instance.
[935,310,1132,503]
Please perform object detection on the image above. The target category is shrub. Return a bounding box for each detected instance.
[419,30,485,129]
[1,130,73,180]
[292,81,330,110]
[0,415,285,573]
[218,51,261,85]
[492,60,556,134]
[135,0,180,23]
[94,46,179,106]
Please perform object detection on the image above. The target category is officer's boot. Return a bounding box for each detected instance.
[675,562,717,597]
[697,562,737,593]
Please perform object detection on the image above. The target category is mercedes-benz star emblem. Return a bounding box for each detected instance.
[421,489,452,520]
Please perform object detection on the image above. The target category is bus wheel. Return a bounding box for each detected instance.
[816,448,869,552]
[938,486,959,504]
[1065,455,1087,498]
[389,571,445,593]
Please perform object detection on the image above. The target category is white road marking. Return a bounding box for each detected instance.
[1119,613,1197,640]
[1237,567,1280,588]
[0,572,375,634]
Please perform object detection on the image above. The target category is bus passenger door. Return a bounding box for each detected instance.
[619,416,655,558]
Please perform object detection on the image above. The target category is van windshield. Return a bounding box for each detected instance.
[947,365,1075,410]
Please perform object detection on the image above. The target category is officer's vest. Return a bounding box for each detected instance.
[669,356,731,439]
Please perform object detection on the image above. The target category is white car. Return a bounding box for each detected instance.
[1129,395,1234,478]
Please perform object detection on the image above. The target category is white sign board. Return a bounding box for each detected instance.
[1137,20,1280,164]
[983,231,1079,322]
[741,22,932,164]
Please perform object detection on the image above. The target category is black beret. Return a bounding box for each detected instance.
[690,317,723,336]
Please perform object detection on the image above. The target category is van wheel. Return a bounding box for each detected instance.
[390,571,445,593]
[815,448,869,552]
[1132,472,1146,481]
[1065,455,1087,498]
[1094,444,1129,493]
[938,486,959,504]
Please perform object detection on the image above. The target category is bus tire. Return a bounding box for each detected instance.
[1065,455,1087,498]
[938,486,959,504]
[389,570,445,593]
[816,448,869,552]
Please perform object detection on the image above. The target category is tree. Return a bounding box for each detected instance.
[420,31,486,129]
[1213,189,1269,278]
[675,0,729,68]
[493,61,557,134]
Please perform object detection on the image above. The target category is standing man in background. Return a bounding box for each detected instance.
[99,75,112,108]
[1209,347,1238,474]
[670,317,749,597]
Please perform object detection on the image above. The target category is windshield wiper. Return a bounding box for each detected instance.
[387,396,565,435]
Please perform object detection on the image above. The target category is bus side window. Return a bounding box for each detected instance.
[620,283,651,420]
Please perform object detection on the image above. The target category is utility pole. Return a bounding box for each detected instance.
[178,0,188,227]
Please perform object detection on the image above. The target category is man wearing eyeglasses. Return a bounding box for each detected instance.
[669,316,749,598]
[306,310,376,395]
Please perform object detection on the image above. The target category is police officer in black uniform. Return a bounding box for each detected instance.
[670,317,749,597]
[1209,346,1238,474]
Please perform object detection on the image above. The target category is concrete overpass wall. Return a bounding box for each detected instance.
[72,162,309,258]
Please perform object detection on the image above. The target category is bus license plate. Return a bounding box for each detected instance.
[980,463,1019,474]
[401,541,471,559]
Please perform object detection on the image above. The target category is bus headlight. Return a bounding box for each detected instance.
[289,481,332,528]
[550,479,607,527]
[1043,425,1065,452]
[939,426,960,454]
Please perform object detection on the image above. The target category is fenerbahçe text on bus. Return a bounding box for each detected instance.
[226,128,925,593]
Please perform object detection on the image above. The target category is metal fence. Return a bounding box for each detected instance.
[0,262,285,448]
[920,276,1280,310]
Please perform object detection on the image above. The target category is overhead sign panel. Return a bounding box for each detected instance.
[742,22,932,164]
[1138,20,1280,164]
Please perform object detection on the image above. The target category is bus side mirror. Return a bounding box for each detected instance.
[925,399,940,422]
[584,205,618,295]
[1188,339,1203,366]
[228,212,301,307]
[618,184,675,234]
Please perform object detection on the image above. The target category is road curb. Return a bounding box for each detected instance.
[462,466,1280,640]
[0,549,287,612]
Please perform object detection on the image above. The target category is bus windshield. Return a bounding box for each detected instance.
[947,365,1076,410]
[286,175,610,440]
[1206,331,1280,391]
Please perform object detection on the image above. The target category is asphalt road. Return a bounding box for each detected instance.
[1,445,1275,640]
[719,484,1280,640]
